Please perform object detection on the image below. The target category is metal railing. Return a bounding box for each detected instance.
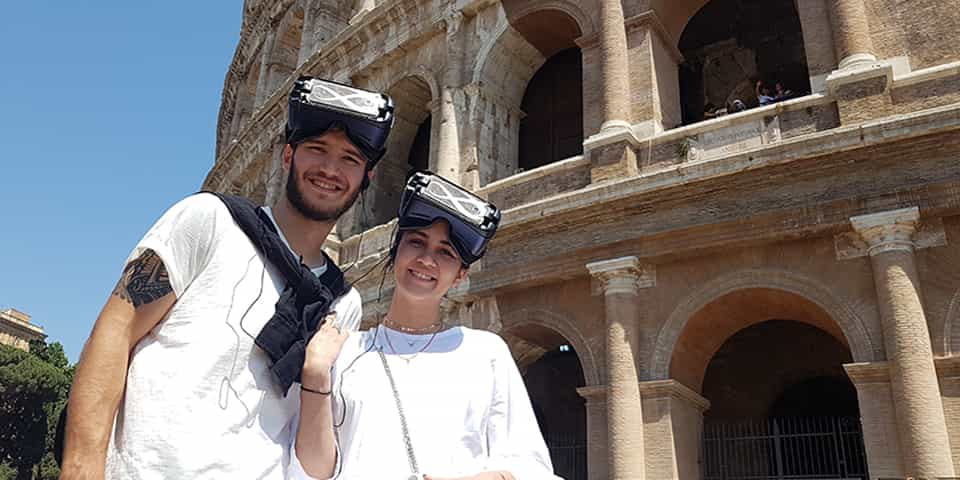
[546,430,587,480]
[702,416,869,480]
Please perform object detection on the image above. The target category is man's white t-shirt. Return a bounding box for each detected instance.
[105,194,361,479]
[293,325,561,480]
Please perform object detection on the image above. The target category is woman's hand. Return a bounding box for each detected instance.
[424,472,515,480]
[301,314,349,390]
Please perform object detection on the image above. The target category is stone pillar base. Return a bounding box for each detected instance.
[579,380,710,480]
[935,356,960,473]
[826,61,894,125]
[844,361,905,477]
[584,128,639,184]
[638,380,710,480]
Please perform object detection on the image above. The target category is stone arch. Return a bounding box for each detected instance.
[262,3,305,101]
[473,6,587,106]
[500,306,592,480]
[675,0,815,124]
[229,48,263,139]
[500,307,600,386]
[349,73,435,235]
[471,6,588,184]
[501,0,596,41]
[945,289,960,355]
[651,268,880,386]
[379,66,440,104]
[659,0,835,72]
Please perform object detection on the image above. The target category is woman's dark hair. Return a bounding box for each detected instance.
[377,226,403,301]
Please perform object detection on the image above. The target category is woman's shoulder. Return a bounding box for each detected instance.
[457,326,512,357]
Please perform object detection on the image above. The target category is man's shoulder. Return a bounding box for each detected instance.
[164,192,233,222]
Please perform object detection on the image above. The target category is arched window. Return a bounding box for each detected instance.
[346,76,432,236]
[264,6,304,100]
[406,115,431,175]
[677,0,811,124]
[518,47,583,171]
[230,51,261,138]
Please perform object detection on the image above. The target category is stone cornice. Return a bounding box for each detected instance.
[576,385,606,402]
[935,356,960,379]
[0,317,46,340]
[843,361,891,385]
[637,379,711,411]
[577,380,710,411]
[503,104,960,232]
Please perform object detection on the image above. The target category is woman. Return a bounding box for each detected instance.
[292,172,558,480]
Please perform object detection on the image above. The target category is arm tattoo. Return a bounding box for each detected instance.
[113,249,173,307]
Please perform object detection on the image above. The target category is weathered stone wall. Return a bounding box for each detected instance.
[867,0,960,70]
[922,215,960,356]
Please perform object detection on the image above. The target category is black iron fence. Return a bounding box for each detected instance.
[546,430,587,480]
[702,416,869,480]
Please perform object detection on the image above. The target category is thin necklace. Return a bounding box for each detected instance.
[383,316,443,334]
[381,324,443,363]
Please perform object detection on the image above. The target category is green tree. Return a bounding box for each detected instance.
[0,341,71,480]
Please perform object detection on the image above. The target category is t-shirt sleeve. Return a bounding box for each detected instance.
[124,194,223,298]
[328,287,362,333]
[484,336,562,480]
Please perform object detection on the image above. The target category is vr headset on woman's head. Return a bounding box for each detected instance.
[396,171,501,266]
[286,77,395,166]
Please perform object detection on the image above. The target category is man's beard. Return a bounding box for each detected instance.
[285,155,362,222]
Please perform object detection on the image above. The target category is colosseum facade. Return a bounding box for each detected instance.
[205,0,960,478]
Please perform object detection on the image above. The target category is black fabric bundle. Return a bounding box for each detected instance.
[208,192,350,394]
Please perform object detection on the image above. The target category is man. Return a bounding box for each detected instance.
[59,78,394,479]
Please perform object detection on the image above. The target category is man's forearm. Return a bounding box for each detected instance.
[60,320,135,479]
[295,374,337,478]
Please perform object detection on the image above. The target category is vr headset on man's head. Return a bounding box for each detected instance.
[286,77,395,166]
[397,171,501,266]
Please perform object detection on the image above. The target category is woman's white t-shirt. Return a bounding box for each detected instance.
[292,325,560,480]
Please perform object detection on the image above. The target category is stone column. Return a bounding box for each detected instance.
[598,0,632,132]
[828,0,876,70]
[584,0,639,185]
[255,30,277,108]
[436,10,465,183]
[851,207,955,477]
[824,0,893,124]
[587,256,651,480]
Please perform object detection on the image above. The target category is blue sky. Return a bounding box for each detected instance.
[1,2,242,362]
